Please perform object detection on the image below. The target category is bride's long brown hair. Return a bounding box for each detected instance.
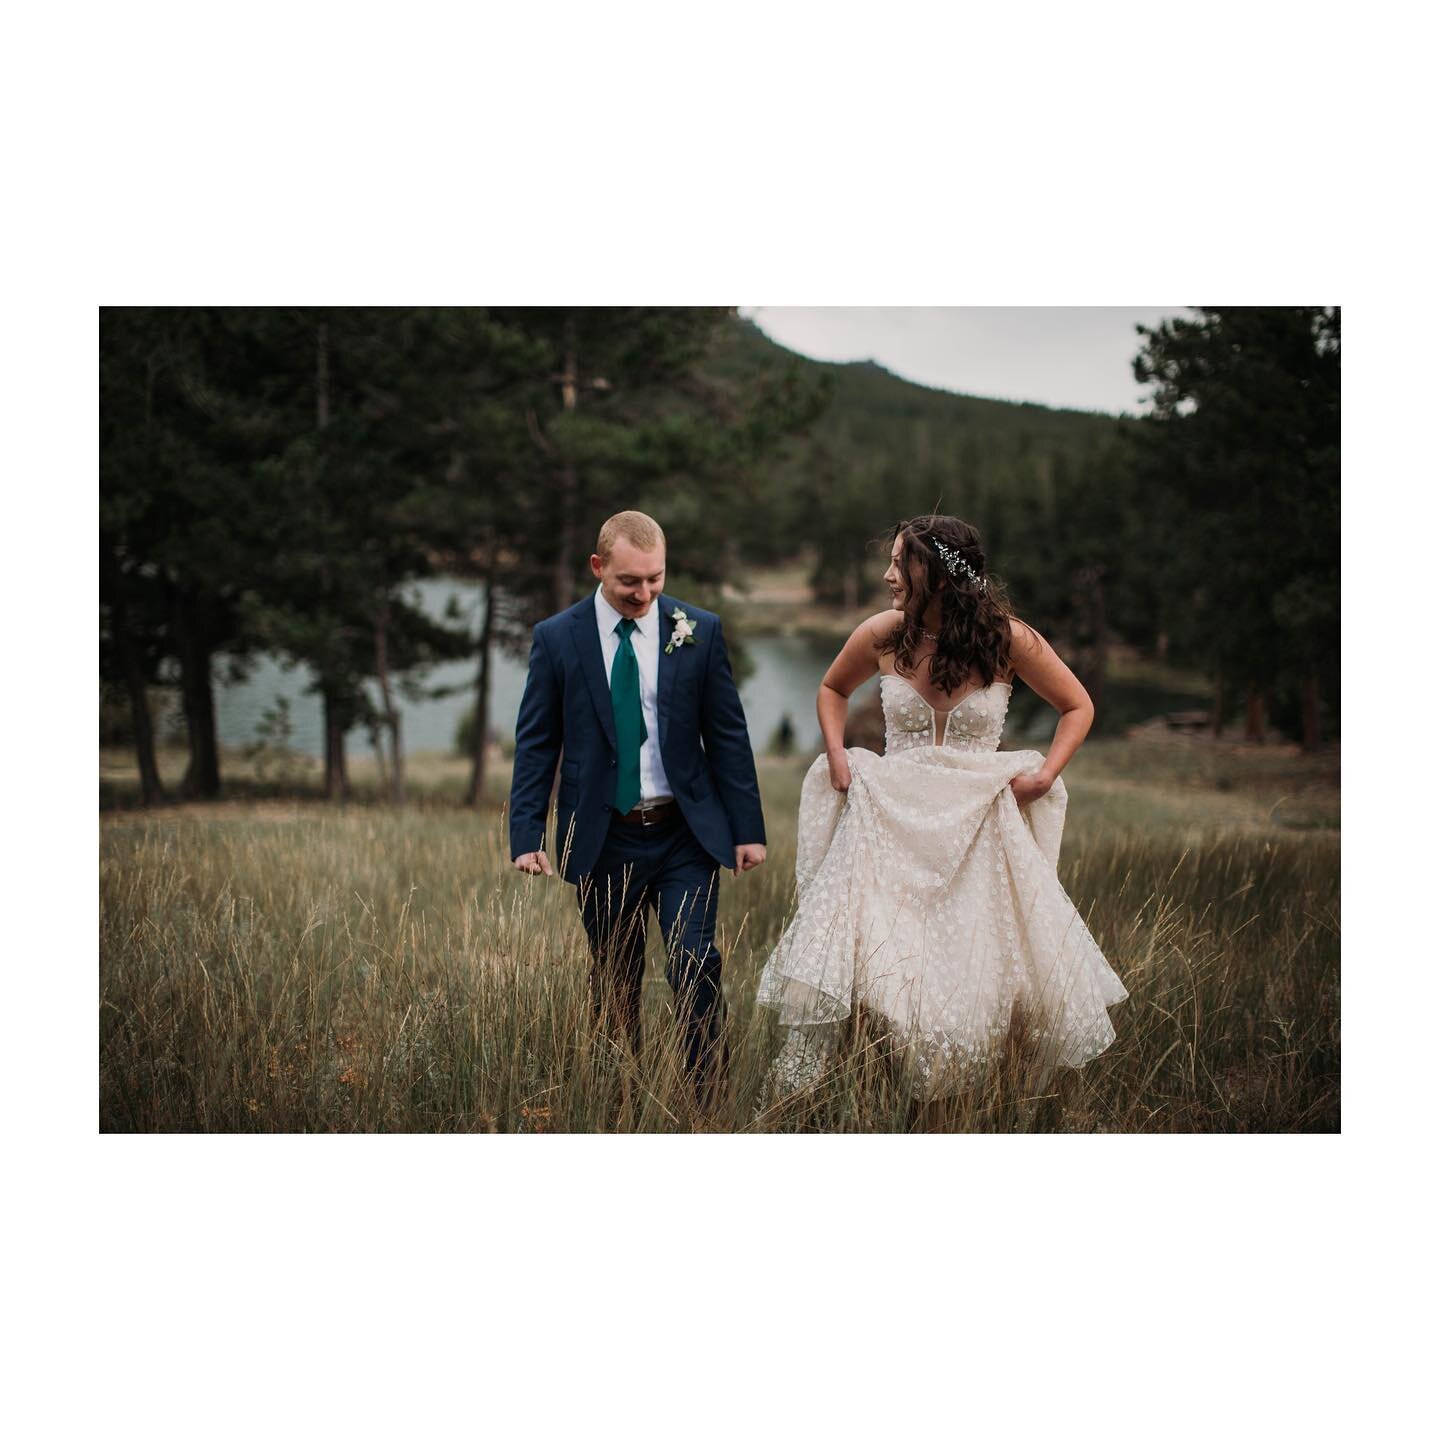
[878,515,1018,694]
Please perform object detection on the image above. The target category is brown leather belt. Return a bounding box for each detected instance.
[613,798,679,827]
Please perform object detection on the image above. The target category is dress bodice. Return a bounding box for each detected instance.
[881,674,1011,754]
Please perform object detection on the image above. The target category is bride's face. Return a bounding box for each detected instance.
[883,538,914,609]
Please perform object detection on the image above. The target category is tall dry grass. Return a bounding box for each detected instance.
[99,737,1339,1132]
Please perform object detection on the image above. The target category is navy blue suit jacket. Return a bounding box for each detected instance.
[508,593,766,883]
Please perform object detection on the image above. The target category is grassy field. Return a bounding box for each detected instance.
[99,731,1339,1133]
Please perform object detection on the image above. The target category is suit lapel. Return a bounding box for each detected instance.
[656,593,677,753]
[570,599,618,749]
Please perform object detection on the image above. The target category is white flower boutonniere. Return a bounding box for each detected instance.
[665,607,698,655]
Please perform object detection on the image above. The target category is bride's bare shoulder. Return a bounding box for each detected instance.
[860,609,904,645]
[1008,616,1050,656]
[824,611,900,693]
[852,604,898,656]
[833,609,901,654]
[1008,616,1044,651]
[1005,616,1051,679]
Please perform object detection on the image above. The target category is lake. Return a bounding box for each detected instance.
[214,578,857,759]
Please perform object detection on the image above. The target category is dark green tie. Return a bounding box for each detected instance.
[611,617,648,813]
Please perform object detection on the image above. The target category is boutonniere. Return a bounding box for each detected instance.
[664,607,698,655]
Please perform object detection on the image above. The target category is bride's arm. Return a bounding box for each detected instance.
[818,685,850,771]
[1008,618,1095,787]
[817,615,889,788]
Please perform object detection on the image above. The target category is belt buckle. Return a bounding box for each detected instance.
[637,797,664,827]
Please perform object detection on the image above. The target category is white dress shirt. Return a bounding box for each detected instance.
[594,585,673,804]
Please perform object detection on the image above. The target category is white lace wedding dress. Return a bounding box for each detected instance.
[754,675,1128,1101]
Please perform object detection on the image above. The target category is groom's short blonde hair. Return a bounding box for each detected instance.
[596,511,666,562]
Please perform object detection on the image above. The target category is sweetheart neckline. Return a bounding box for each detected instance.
[881,672,1013,715]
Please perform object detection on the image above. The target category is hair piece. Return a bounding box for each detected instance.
[878,515,1017,694]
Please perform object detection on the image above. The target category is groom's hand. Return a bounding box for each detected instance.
[733,843,766,877]
[513,851,554,877]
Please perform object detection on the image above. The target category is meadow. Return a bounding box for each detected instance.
[99,731,1339,1133]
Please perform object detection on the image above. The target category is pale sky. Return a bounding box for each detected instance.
[739,306,1191,417]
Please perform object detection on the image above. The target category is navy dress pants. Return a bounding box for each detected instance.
[575,810,729,1106]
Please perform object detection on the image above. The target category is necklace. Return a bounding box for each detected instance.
[919,627,940,641]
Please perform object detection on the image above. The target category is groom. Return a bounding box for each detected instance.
[509,510,767,1108]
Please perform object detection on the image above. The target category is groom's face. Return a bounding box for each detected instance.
[591,537,666,618]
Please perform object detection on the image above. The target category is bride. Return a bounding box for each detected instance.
[754,515,1128,1104]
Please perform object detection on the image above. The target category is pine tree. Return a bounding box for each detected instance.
[1131,307,1339,746]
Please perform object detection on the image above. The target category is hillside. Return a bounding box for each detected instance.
[697,315,1132,600]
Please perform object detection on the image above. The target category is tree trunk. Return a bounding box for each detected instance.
[1300,670,1319,752]
[388,710,404,804]
[173,593,221,797]
[372,604,405,805]
[118,353,167,806]
[1244,680,1266,744]
[466,578,496,807]
[123,654,165,808]
[322,685,350,800]
[317,320,351,803]
[112,577,165,807]
[1211,670,1225,737]
[367,716,390,799]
